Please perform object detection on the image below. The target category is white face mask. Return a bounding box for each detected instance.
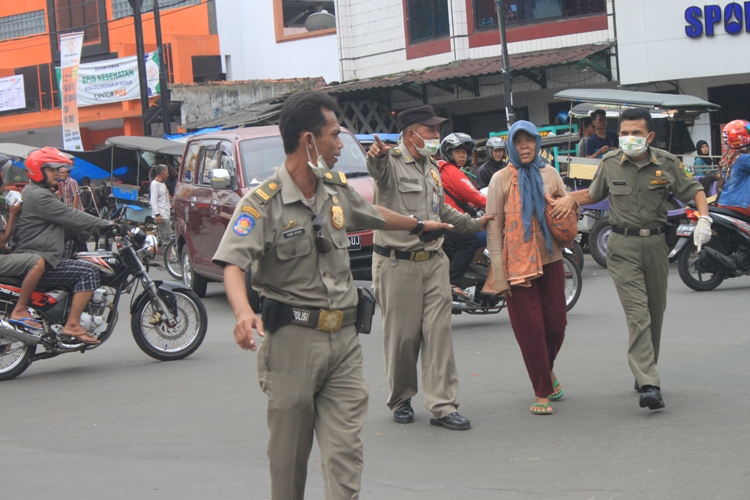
[413,131,439,157]
[619,135,649,157]
[306,136,329,179]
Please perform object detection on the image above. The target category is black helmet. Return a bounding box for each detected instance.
[440,133,476,167]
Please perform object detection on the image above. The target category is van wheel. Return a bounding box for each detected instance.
[181,246,208,298]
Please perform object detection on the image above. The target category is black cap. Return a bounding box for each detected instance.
[398,105,448,132]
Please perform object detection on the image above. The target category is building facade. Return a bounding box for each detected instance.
[0,0,220,149]
[215,0,340,84]
[615,0,750,155]
[327,0,617,138]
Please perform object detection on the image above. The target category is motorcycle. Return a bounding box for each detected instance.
[676,206,750,291]
[0,225,208,381]
[450,247,582,315]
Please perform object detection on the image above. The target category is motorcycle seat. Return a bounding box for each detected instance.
[708,206,750,224]
[0,276,62,292]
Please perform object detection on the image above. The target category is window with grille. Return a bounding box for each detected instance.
[0,10,46,41]
[111,0,201,20]
[53,0,101,43]
[474,0,606,30]
[407,0,450,43]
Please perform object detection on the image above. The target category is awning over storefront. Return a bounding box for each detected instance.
[320,43,614,96]
[554,88,720,112]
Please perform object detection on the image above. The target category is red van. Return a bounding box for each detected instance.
[173,126,374,297]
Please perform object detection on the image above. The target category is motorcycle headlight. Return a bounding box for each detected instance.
[143,234,158,259]
[128,227,147,246]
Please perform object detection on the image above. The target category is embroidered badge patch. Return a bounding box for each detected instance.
[650,179,669,185]
[331,206,344,229]
[242,206,261,218]
[233,214,255,236]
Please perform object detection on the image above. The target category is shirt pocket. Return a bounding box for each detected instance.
[330,232,352,274]
[608,183,634,213]
[274,236,312,284]
[397,181,423,212]
[645,184,668,214]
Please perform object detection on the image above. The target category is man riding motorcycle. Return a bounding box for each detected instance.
[11,147,114,345]
[476,136,508,190]
[438,133,488,297]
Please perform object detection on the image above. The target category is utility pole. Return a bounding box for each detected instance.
[153,0,171,136]
[128,0,151,136]
[495,0,515,126]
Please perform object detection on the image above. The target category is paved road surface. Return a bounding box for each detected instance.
[2,258,749,499]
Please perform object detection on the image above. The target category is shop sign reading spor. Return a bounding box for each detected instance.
[685,2,750,37]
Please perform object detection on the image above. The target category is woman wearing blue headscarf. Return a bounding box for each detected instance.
[485,121,571,415]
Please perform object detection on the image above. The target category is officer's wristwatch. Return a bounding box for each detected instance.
[409,215,424,235]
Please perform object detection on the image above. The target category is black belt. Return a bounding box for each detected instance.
[611,226,666,237]
[261,298,357,333]
[373,244,435,262]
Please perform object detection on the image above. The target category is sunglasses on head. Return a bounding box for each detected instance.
[311,213,332,254]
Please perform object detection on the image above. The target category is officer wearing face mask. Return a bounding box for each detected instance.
[367,105,494,431]
[551,107,710,412]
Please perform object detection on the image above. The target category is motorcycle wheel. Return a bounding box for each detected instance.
[562,253,582,312]
[589,217,611,269]
[181,247,208,298]
[0,335,35,381]
[163,241,183,280]
[131,289,208,361]
[568,240,585,271]
[677,239,727,291]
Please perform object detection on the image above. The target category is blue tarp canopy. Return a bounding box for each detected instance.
[355,133,400,144]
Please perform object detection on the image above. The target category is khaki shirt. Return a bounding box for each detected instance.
[366,141,482,252]
[213,164,386,310]
[588,147,703,229]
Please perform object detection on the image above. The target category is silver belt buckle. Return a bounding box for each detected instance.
[639,228,650,237]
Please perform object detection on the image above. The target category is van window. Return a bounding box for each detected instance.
[182,142,200,183]
[197,148,222,185]
[238,133,368,185]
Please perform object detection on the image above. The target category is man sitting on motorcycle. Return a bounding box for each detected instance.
[0,157,47,332]
[717,120,750,217]
[438,133,488,297]
[11,147,114,345]
[476,137,508,190]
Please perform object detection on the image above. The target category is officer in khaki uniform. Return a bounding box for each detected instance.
[367,105,491,430]
[214,91,451,500]
[553,108,710,410]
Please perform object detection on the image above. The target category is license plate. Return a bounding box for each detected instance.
[677,224,695,236]
[348,236,361,251]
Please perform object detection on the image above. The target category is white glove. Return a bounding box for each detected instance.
[693,217,712,252]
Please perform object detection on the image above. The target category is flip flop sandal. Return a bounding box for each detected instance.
[62,332,101,345]
[548,379,564,400]
[9,317,42,332]
[451,286,470,299]
[530,403,553,415]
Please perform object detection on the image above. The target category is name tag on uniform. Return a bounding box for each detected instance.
[400,177,419,184]
[613,180,628,185]
[283,228,305,239]
[433,191,439,212]
[650,179,669,185]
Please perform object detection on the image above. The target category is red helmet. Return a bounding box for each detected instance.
[722,120,750,150]
[25,147,72,182]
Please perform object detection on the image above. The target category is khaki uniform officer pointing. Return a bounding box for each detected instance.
[552,107,710,411]
[213,91,452,500]
[367,105,494,431]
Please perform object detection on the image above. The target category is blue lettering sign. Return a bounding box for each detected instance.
[685,2,750,37]
[685,6,703,37]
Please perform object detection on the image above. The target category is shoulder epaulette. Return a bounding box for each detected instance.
[391,148,403,157]
[602,149,621,161]
[322,171,348,186]
[428,156,439,167]
[252,177,281,204]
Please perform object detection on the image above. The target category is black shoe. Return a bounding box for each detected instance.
[634,380,642,393]
[393,399,414,424]
[639,386,665,410]
[429,412,471,430]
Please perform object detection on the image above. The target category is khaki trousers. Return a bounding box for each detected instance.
[606,232,669,388]
[256,323,367,500]
[372,251,459,418]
